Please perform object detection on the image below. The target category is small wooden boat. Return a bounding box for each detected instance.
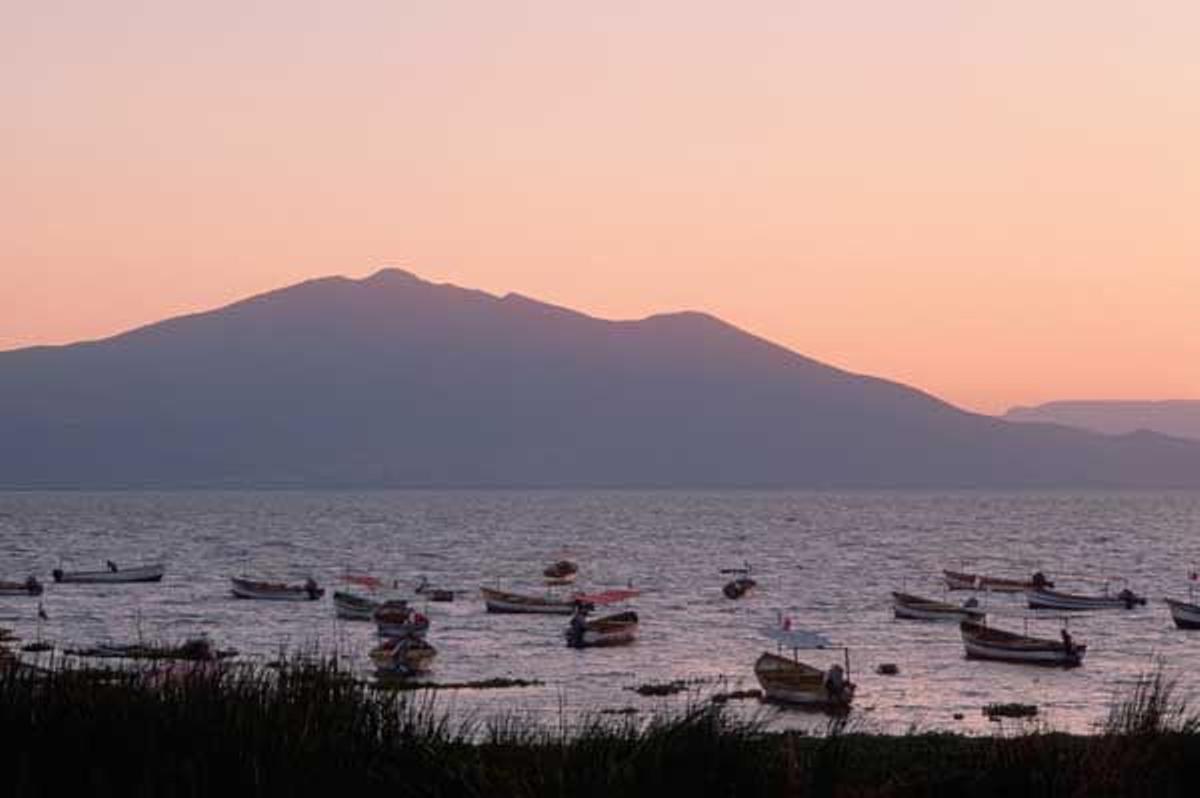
[960,620,1085,666]
[1165,598,1200,629]
[1027,586,1145,611]
[543,560,579,585]
[373,600,430,637]
[944,569,1052,593]
[369,636,437,676]
[754,652,854,708]
[230,576,323,601]
[481,586,578,614]
[565,610,639,648]
[723,575,757,599]
[892,591,985,622]
[415,576,455,602]
[52,562,165,584]
[333,590,381,620]
[0,576,43,596]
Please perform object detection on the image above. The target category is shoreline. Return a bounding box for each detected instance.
[4,657,1199,796]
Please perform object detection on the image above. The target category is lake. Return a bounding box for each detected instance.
[2,489,1199,734]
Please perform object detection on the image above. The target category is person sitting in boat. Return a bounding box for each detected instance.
[303,577,320,599]
[1060,629,1076,657]
[1031,571,1049,588]
[823,664,847,700]
[106,560,119,573]
[567,602,589,646]
[1118,588,1139,608]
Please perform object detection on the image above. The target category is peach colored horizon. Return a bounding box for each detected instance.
[4,2,1199,415]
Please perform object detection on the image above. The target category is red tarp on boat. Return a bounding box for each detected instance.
[343,573,383,589]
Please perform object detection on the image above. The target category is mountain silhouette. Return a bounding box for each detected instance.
[4,268,1200,488]
[1005,401,1200,442]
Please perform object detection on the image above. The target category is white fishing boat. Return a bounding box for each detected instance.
[892,591,985,622]
[943,569,1052,593]
[1165,598,1200,629]
[960,619,1085,666]
[481,586,578,614]
[333,590,381,620]
[230,576,323,601]
[0,576,43,596]
[369,636,437,676]
[754,618,854,709]
[52,562,165,584]
[373,600,430,637]
[1026,586,1145,611]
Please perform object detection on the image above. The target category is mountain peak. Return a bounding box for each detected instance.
[3,270,1200,487]
[359,267,424,285]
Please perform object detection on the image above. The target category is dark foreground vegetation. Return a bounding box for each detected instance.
[3,656,1200,797]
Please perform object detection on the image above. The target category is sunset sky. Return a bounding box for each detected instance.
[4,1,1199,414]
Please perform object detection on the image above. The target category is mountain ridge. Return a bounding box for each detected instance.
[3,268,1200,489]
[1004,400,1200,442]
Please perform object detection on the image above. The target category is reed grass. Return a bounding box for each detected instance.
[3,656,1200,797]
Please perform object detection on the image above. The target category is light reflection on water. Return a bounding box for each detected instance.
[1,489,1199,735]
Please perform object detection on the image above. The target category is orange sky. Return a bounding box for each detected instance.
[4,2,1199,414]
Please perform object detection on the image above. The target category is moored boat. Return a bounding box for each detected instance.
[892,591,985,622]
[723,575,757,599]
[373,600,430,637]
[369,635,437,676]
[481,586,578,614]
[230,576,323,601]
[0,576,43,596]
[944,569,1052,593]
[52,562,165,584]
[543,560,579,585]
[415,576,455,602]
[1165,598,1200,629]
[754,652,854,708]
[333,590,380,620]
[960,619,1085,667]
[1026,586,1146,611]
[565,610,639,648]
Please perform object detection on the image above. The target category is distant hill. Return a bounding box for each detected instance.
[4,268,1200,488]
[1004,401,1200,442]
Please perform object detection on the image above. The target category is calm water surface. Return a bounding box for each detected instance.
[2,490,1199,735]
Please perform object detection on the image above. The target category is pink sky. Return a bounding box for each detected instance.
[4,1,1199,414]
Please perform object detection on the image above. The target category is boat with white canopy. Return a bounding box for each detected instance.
[754,616,854,709]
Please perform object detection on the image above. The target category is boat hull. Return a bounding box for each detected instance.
[960,621,1085,667]
[1027,588,1145,611]
[370,639,437,676]
[230,578,323,601]
[52,564,165,584]
[481,587,577,614]
[892,592,985,622]
[0,579,43,596]
[753,652,854,708]
[566,611,638,648]
[943,570,1050,593]
[1166,599,1200,629]
[333,591,379,620]
[724,578,757,600]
